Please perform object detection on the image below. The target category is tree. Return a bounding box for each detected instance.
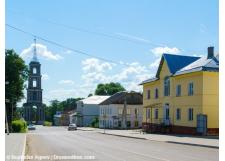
[88,93,93,97]
[5,49,28,130]
[95,82,125,95]
[44,98,84,123]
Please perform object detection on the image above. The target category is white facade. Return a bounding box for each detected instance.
[76,96,110,127]
[99,104,143,129]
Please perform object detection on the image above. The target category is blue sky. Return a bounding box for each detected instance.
[5,0,218,105]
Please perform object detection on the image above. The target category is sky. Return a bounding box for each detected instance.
[5,0,218,106]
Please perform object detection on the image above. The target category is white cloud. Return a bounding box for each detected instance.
[149,58,161,68]
[20,43,63,60]
[82,58,114,73]
[151,46,180,57]
[42,74,50,80]
[58,80,75,85]
[80,58,153,95]
[47,88,77,101]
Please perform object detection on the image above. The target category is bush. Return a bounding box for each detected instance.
[91,117,99,128]
[43,121,52,126]
[12,120,27,133]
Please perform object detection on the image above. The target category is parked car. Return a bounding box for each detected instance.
[28,124,36,130]
[68,123,77,131]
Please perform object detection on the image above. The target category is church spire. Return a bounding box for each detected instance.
[32,37,38,62]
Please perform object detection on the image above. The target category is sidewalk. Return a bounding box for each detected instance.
[5,133,26,161]
[78,127,219,148]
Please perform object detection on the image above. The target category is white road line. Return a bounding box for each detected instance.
[21,134,26,161]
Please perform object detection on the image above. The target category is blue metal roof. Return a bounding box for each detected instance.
[163,54,201,74]
[140,53,219,85]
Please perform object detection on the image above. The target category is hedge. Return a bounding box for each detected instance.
[12,120,27,133]
[43,121,52,126]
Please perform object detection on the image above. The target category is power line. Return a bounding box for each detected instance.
[7,10,163,47]
[6,24,128,66]
[7,9,208,54]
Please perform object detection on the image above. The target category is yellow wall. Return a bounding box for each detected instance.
[142,58,219,129]
[202,72,219,128]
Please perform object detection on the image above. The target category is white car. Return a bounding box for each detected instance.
[28,124,36,130]
[68,123,77,131]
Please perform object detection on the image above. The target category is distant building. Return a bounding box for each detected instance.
[53,111,62,126]
[54,110,75,126]
[99,91,143,129]
[140,47,219,135]
[75,96,110,127]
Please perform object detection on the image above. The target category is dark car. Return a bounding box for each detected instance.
[68,123,77,131]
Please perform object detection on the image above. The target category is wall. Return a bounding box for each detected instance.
[202,71,219,129]
[99,104,143,128]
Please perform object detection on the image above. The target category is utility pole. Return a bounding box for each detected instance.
[122,93,127,129]
[5,100,10,135]
[5,81,10,135]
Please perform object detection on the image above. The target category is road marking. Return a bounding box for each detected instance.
[21,134,26,161]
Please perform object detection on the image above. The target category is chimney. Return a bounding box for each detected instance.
[207,46,214,59]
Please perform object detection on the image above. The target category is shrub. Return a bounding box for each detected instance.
[91,117,99,128]
[43,121,52,126]
[12,120,27,133]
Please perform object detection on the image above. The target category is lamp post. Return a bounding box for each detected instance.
[103,114,106,134]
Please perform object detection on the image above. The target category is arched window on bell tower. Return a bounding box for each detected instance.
[33,67,37,74]
[33,79,37,87]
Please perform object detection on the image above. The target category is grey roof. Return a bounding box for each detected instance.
[100,91,143,105]
[139,77,158,85]
[140,53,219,85]
[78,95,110,105]
[174,56,219,76]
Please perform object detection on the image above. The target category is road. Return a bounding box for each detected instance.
[25,126,218,161]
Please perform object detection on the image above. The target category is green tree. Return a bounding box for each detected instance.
[44,98,83,123]
[45,100,60,123]
[5,49,28,130]
[95,82,125,95]
[87,93,93,97]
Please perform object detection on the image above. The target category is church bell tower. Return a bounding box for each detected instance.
[23,39,45,124]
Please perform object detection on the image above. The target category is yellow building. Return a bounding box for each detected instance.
[140,47,219,135]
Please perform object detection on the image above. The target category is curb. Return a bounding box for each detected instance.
[98,132,218,149]
[77,128,94,131]
[98,132,147,140]
[166,141,219,149]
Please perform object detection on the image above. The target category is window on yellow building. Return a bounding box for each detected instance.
[176,85,181,97]
[147,108,150,119]
[155,88,159,99]
[164,76,170,96]
[135,108,138,118]
[188,108,193,121]
[155,109,158,119]
[147,90,150,99]
[176,108,181,120]
[188,82,194,96]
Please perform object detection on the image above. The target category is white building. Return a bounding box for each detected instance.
[75,95,110,127]
[99,91,143,129]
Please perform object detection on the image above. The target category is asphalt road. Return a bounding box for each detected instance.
[25,126,218,161]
